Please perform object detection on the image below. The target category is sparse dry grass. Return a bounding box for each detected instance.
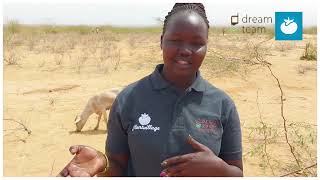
[4,50,21,65]
[300,43,317,61]
[297,64,317,74]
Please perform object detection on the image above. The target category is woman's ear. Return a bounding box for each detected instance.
[160,35,163,50]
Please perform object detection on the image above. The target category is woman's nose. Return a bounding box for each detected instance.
[178,44,192,57]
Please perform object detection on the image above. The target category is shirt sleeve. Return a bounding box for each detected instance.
[105,97,129,155]
[218,101,242,160]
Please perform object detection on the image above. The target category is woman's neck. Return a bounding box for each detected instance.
[161,67,196,92]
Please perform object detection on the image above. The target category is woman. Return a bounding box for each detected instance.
[59,3,243,177]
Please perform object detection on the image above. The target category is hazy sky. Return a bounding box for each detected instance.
[3,0,318,27]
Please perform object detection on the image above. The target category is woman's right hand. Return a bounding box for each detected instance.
[58,145,107,177]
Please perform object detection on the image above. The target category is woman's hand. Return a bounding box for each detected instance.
[58,145,107,177]
[161,136,240,177]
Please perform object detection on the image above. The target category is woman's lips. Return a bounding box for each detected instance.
[174,60,192,69]
[176,60,191,65]
[175,58,192,67]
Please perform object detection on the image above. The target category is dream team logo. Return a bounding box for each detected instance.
[132,113,160,132]
[275,12,302,40]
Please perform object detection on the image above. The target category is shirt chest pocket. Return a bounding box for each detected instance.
[191,118,223,155]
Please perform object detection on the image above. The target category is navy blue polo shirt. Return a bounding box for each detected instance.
[106,64,242,176]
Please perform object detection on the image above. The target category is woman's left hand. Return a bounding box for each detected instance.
[161,135,224,177]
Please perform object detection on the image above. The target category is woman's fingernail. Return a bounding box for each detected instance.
[161,161,167,166]
[160,171,167,177]
[62,169,68,177]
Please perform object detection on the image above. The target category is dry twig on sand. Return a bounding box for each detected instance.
[4,118,32,135]
[23,84,80,95]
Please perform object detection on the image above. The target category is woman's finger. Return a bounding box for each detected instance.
[57,167,69,177]
[173,169,188,177]
[162,154,191,167]
[69,145,85,155]
[66,163,78,172]
[165,162,188,175]
[187,135,210,152]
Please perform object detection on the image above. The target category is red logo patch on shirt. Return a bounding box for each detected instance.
[195,119,220,133]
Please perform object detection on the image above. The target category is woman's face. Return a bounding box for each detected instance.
[161,11,208,78]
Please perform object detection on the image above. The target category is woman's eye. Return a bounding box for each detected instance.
[192,42,205,46]
[169,39,180,42]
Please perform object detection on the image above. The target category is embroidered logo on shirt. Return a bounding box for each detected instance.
[138,113,151,125]
[195,119,220,133]
[132,113,160,132]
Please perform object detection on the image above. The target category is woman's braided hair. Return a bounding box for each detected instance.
[162,3,210,36]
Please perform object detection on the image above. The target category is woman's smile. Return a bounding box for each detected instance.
[174,59,192,68]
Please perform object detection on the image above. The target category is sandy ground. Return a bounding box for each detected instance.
[3,32,317,176]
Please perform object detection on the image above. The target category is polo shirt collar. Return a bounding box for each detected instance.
[150,64,206,92]
[150,64,170,90]
[190,71,206,92]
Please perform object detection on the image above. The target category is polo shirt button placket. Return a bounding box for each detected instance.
[175,92,191,128]
[173,99,185,129]
[176,92,193,136]
[174,116,182,128]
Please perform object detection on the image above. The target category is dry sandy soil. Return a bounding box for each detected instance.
[3,31,317,176]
